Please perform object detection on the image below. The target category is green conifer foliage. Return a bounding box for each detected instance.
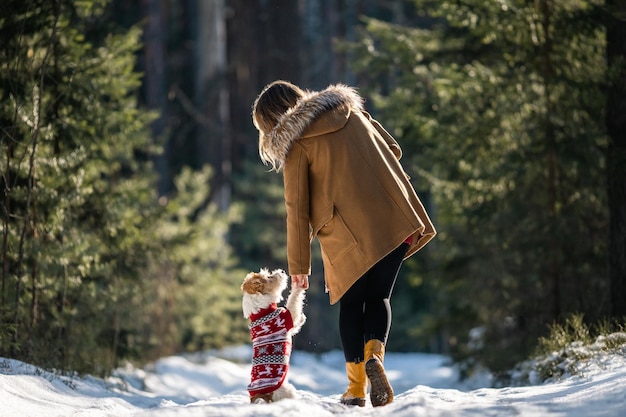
[0,0,245,375]
[346,0,609,370]
[0,0,158,373]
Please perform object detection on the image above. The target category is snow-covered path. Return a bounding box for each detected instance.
[2,346,626,416]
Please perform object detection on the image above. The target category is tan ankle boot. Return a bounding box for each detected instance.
[364,339,394,407]
[340,362,367,407]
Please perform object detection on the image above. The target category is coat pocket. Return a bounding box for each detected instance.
[314,204,357,265]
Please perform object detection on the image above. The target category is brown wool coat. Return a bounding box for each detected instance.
[262,85,436,304]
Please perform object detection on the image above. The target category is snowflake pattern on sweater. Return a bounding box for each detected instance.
[247,303,295,397]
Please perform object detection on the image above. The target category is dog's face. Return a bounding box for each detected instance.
[241,268,288,297]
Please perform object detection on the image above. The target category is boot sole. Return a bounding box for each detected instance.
[340,397,366,407]
[365,358,394,407]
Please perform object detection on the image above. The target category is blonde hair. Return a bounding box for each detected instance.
[252,80,305,170]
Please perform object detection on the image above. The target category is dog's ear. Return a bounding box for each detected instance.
[241,272,266,294]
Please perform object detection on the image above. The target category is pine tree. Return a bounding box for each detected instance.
[1,0,162,373]
[346,0,609,369]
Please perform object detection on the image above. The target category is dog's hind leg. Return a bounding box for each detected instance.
[272,381,298,401]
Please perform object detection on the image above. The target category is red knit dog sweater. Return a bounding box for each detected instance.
[247,303,295,399]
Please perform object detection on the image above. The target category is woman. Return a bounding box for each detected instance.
[252,81,436,407]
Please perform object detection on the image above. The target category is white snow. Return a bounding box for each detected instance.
[1,344,626,417]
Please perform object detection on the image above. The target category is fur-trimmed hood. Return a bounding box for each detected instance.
[259,84,364,171]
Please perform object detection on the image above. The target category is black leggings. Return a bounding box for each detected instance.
[339,243,409,363]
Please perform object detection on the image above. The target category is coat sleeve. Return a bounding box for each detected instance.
[362,111,402,160]
[283,143,312,276]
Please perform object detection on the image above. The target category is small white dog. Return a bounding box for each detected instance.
[241,268,306,403]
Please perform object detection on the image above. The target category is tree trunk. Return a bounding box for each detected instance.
[195,0,230,211]
[606,0,626,318]
[142,0,170,196]
[226,0,261,172]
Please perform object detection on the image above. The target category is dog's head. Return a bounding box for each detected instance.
[241,268,288,318]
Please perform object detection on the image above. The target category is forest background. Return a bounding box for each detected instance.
[1,0,625,378]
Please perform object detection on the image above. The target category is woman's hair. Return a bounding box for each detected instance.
[252,80,305,170]
[252,80,304,134]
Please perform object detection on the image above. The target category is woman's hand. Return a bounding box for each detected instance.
[291,274,309,290]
